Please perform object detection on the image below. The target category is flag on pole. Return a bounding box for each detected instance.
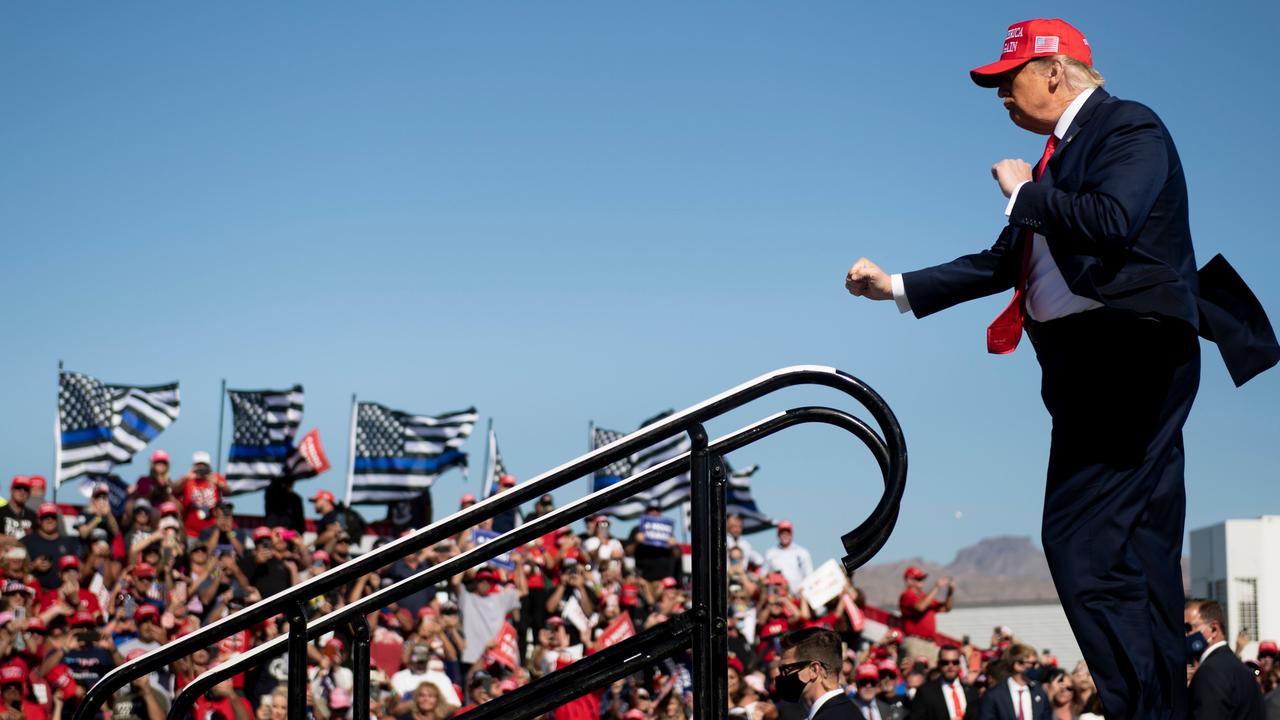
[590,410,691,519]
[224,386,305,494]
[349,403,476,505]
[58,371,180,484]
[725,461,774,534]
[482,426,509,500]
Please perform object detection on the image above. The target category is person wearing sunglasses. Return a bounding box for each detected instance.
[847,662,900,720]
[775,628,860,719]
[908,645,977,719]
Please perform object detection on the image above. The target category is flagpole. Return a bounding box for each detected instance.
[342,394,358,507]
[215,379,226,474]
[480,418,493,499]
[586,420,594,495]
[53,360,63,503]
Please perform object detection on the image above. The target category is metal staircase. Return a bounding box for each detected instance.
[75,365,907,720]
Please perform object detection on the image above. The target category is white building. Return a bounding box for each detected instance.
[936,601,1083,669]
[1189,515,1280,653]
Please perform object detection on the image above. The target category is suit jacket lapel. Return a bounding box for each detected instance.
[1046,87,1112,179]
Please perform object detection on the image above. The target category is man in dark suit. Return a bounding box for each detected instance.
[909,645,978,719]
[845,17,1277,720]
[776,628,859,719]
[1185,599,1264,719]
[977,645,1050,720]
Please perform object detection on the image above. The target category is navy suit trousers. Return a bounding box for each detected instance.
[1028,309,1199,720]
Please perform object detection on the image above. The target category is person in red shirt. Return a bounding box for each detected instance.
[192,676,252,720]
[176,451,227,538]
[0,665,49,720]
[898,566,954,660]
[38,556,103,622]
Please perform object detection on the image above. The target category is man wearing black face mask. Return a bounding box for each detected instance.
[1184,598,1263,719]
[777,628,858,719]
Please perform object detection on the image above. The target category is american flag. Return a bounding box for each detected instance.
[225,386,308,494]
[349,403,477,505]
[58,371,180,484]
[590,410,691,520]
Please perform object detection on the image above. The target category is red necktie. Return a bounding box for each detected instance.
[949,682,964,719]
[1016,688,1026,720]
[986,133,1059,354]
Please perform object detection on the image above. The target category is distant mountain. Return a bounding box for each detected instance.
[853,535,1189,607]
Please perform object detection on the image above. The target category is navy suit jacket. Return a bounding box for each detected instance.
[902,88,1277,386]
[975,682,1050,720]
[1188,645,1264,720]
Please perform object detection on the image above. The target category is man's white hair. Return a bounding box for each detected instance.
[1031,55,1105,91]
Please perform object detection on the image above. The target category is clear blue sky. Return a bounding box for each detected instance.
[3,2,1277,568]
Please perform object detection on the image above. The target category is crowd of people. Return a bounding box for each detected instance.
[0,451,1274,720]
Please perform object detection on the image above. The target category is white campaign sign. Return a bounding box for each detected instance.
[799,559,847,610]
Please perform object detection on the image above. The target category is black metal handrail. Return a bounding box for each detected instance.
[77,365,906,720]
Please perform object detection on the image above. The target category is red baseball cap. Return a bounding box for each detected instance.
[727,656,744,675]
[777,520,794,532]
[1259,640,1279,657]
[151,450,170,464]
[25,617,45,633]
[311,490,335,504]
[159,501,180,516]
[252,526,273,540]
[58,556,80,572]
[970,18,1093,88]
[0,666,24,685]
[37,503,60,518]
[44,664,78,700]
[904,566,928,581]
[70,610,97,628]
[474,568,499,582]
[460,493,477,505]
[766,572,788,587]
[132,562,156,579]
[498,474,517,487]
[10,476,31,490]
[876,658,900,677]
[855,662,880,682]
[660,576,679,590]
[134,605,160,624]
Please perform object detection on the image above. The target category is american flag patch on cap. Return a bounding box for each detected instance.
[1034,36,1060,53]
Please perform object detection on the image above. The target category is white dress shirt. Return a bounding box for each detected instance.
[892,86,1104,323]
[1200,639,1228,664]
[808,688,846,720]
[941,678,967,719]
[1006,678,1034,719]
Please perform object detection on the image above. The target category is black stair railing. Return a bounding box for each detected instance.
[75,365,907,720]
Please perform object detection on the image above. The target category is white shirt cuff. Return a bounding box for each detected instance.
[891,273,912,314]
[1004,180,1030,217]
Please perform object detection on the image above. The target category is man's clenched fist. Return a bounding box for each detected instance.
[845,257,893,301]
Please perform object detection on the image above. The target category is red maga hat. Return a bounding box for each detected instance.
[1259,640,1278,657]
[970,18,1093,88]
[134,605,160,624]
[69,610,97,628]
[58,556,80,572]
[903,566,928,581]
[311,490,335,504]
[856,662,881,682]
[37,502,60,518]
[11,476,31,490]
[776,520,794,532]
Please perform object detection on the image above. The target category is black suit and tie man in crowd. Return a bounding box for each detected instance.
[1185,599,1265,719]
[776,628,861,719]
[978,644,1051,720]
[845,17,1278,720]
[909,645,977,719]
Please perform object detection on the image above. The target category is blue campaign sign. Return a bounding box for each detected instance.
[471,528,516,571]
[639,516,675,547]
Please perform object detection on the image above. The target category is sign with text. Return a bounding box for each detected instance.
[489,622,519,670]
[595,612,636,650]
[799,559,847,611]
[638,516,675,547]
[470,528,515,571]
